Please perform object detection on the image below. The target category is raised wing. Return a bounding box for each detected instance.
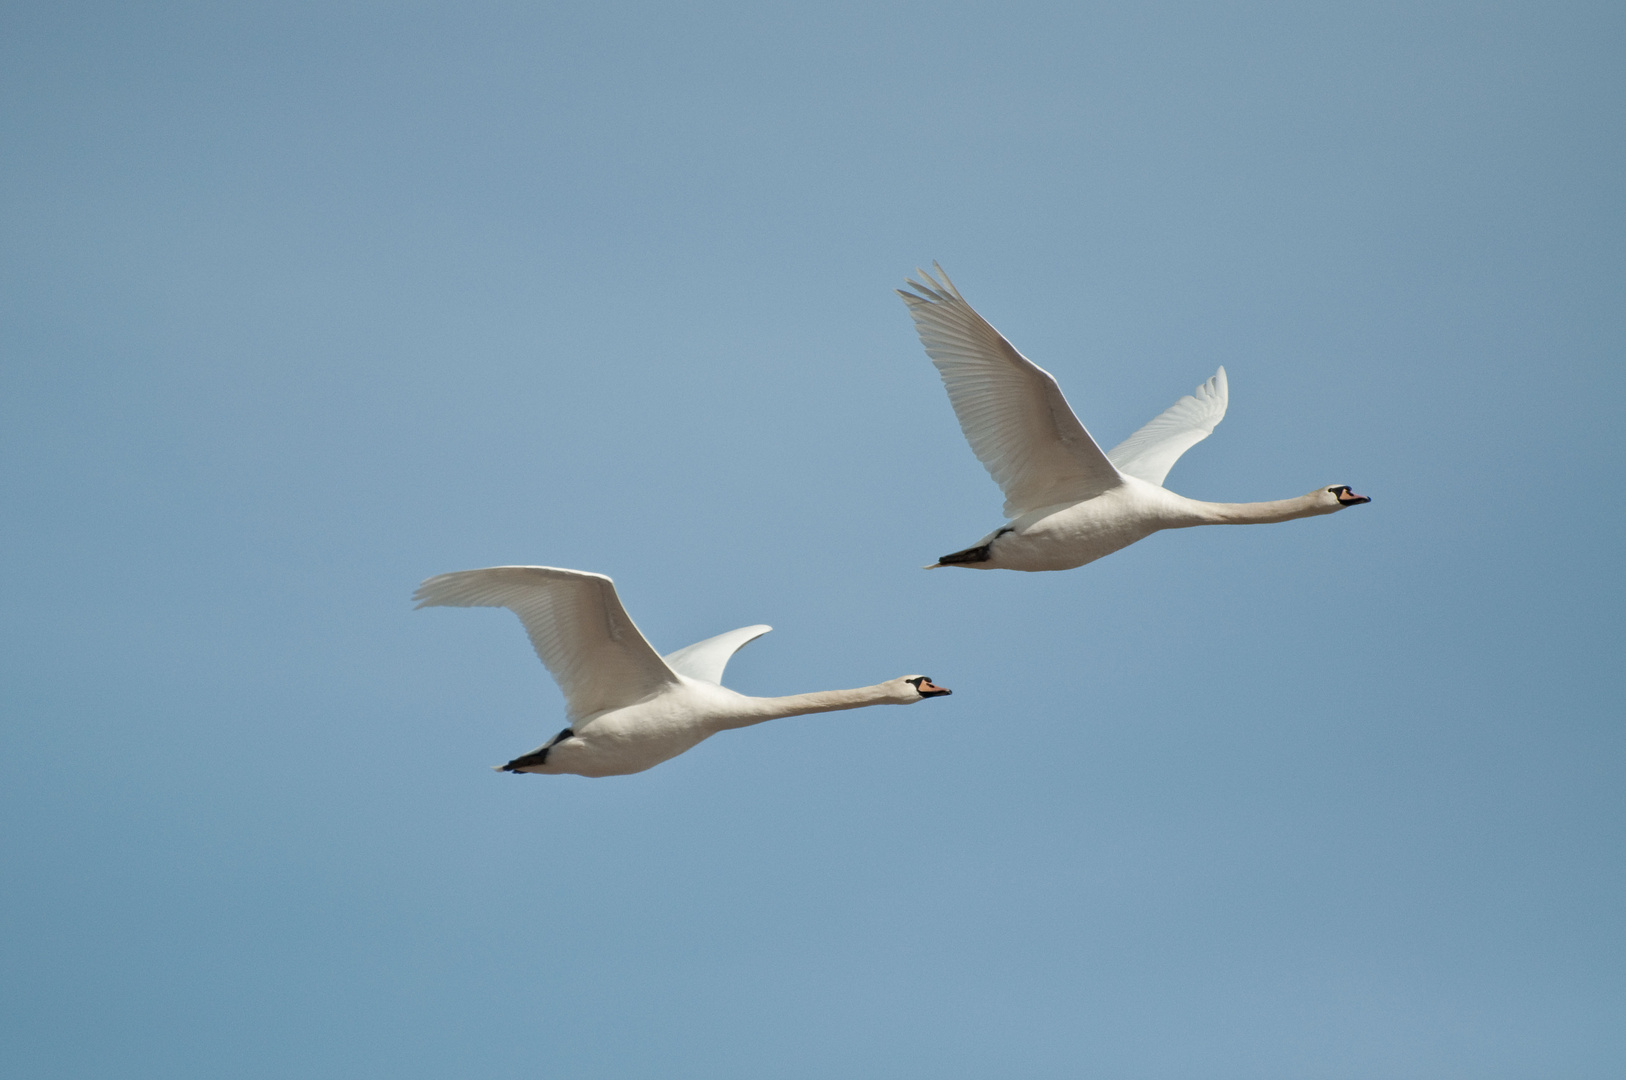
[1106,367,1228,487]
[899,265,1121,519]
[414,566,680,722]
[662,624,772,685]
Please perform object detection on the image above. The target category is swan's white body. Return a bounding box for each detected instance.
[899,267,1369,572]
[414,566,949,777]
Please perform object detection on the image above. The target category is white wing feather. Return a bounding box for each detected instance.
[1106,367,1228,487]
[662,624,772,685]
[899,265,1122,519]
[413,566,680,721]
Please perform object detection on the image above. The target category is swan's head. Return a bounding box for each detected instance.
[895,675,952,702]
[1324,485,1371,509]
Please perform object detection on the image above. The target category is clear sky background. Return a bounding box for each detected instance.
[3,3,1622,1077]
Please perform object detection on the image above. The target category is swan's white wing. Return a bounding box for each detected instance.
[899,266,1121,519]
[662,624,772,685]
[414,566,680,722]
[1106,367,1228,487]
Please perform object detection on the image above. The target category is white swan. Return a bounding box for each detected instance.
[899,266,1370,572]
[414,566,952,777]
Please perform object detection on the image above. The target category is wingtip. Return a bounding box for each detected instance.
[906,264,946,295]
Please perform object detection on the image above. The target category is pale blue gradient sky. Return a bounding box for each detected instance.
[3,3,1623,1077]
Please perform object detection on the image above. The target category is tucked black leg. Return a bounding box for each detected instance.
[500,727,575,771]
[936,528,1012,566]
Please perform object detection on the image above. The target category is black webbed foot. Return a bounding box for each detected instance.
[500,727,575,771]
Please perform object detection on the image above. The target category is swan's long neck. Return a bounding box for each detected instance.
[1180,491,1335,526]
[715,685,899,729]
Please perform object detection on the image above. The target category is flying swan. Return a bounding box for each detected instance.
[899,266,1370,572]
[414,565,952,777]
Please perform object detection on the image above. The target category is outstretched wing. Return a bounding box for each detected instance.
[662,624,772,685]
[414,566,680,721]
[1106,367,1228,487]
[898,265,1122,519]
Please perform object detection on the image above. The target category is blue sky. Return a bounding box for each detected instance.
[3,3,1622,1077]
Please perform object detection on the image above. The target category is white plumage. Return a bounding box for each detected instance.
[900,266,1369,572]
[415,566,677,723]
[1106,367,1229,487]
[415,566,951,777]
[661,624,774,685]
[898,268,1121,518]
